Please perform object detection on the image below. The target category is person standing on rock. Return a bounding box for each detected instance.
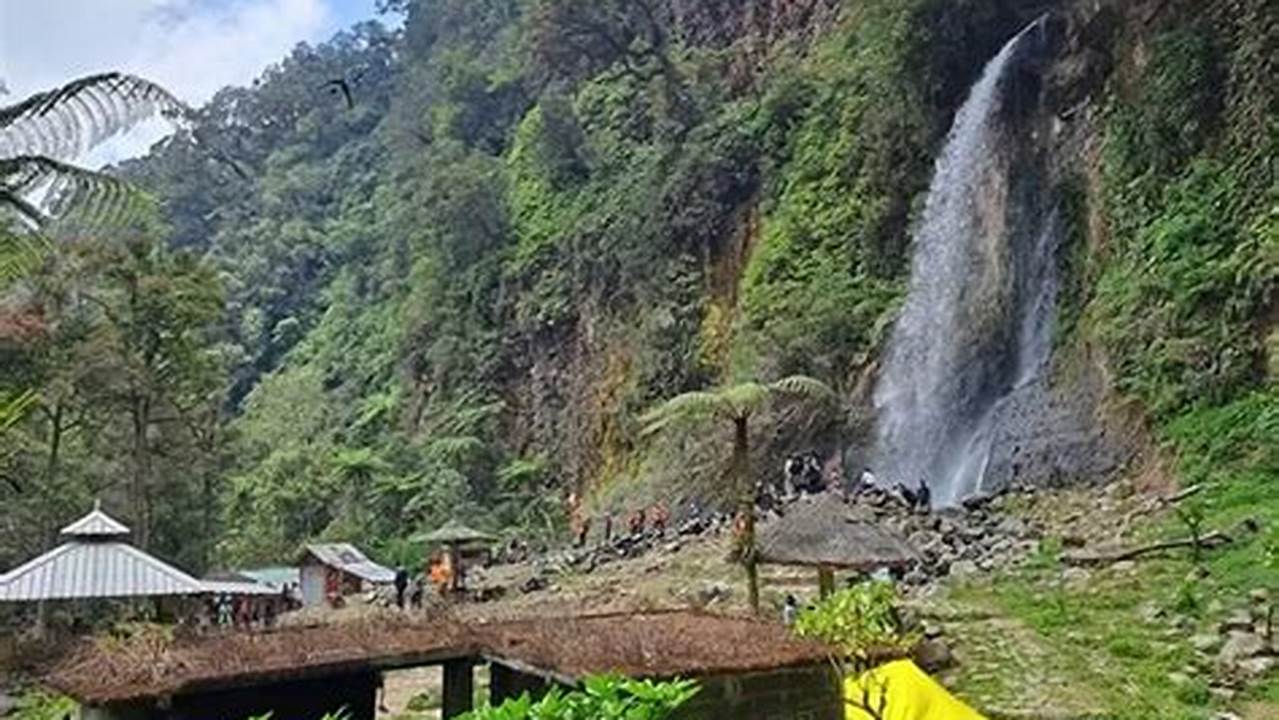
[394,567,410,609]
[409,576,424,610]
[651,502,669,536]
[602,511,614,546]
[859,466,878,492]
[782,594,800,626]
[916,479,932,513]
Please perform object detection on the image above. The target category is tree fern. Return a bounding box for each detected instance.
[0,73,188,162]
[639,375,836,613]
[0,73,190,228]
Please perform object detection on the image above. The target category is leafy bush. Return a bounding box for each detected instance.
[9,691,78,720]
[457,675,698,720]
[793,582,919,660]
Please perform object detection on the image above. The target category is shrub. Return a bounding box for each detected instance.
[457,675,699,720]
[793,582,920,661]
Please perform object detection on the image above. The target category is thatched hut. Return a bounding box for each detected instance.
[414,521,497,592]
[757,496,919,597]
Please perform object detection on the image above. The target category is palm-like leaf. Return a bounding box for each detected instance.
[0,73,190,162]
[0,390,38,435]
[0,229,50,286]
[424,435,486,464]
[768,375,838,403]
[1,156,149,228]
[639,390,732,436]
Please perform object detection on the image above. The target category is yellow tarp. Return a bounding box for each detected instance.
[844,660,988,720]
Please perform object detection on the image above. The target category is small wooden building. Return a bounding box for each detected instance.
[47,610,846,720]
[758,495,919,596]
[296,544,394,608]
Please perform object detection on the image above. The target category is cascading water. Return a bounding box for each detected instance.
[871,17,1060,506]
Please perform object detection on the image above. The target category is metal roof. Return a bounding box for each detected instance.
[59,506,130,538]
[200,580,279,597]
[299,543,395,584]
[0,541,206,602]
[240,567,300,589]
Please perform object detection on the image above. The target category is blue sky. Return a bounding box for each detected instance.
[0,0,395,163]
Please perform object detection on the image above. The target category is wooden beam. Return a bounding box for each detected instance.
[442,659,474,719]
[817,567,835,599]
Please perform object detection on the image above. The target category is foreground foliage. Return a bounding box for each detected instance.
[794,583,920,662]
[458,676,699,720]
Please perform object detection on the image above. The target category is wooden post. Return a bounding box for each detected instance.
[442,659,474,719]
[817,567,835,599]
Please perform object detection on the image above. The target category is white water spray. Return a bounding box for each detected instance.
[871,18,1059,506]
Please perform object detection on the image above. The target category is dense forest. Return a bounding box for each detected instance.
[1,0,1274,579]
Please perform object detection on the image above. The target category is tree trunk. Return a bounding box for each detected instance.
[732,415,759,614]
[131,394,153,549]
[45,402,63,486]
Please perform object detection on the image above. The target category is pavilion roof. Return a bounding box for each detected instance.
[59,505,130,539]
[757,495,919,571]
[0,541,206,602]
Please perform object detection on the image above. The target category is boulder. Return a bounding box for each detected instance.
[1191,633,1220,653]
[1217,631,1267,668]
[914,639,955,672]
[1236,656,1278,679]
[1061,566,1091,589]
[950,560,979,579]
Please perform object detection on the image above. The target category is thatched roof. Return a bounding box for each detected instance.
[414,521,497,546]
[757,496,919,570]
[45,611,837,704]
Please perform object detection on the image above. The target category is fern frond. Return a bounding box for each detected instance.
[640,390,732,436]
[768,375,838,403]
[1,155,151,228]
[0,229,50,287]
[0,390,38,434]
[424,435,486,463]
[0,73,191,162]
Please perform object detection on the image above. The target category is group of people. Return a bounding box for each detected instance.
[204,586,296,631]
[858,466,932,512]
[569,495,672,549]
[390,550,468,610]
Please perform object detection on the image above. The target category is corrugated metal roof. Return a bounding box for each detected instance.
[240,567,299,589]
[0,541,206,601]
[300,543,395,584]
[199,580,279,597]
[60,508,130,538]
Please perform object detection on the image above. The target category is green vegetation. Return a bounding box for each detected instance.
[640,376,835,612]
[458,676,698,720]
[794,583,919,662]
[6,690,77,720]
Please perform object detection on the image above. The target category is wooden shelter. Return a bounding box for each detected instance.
[757,495,919,597]
[296,544,394,608]
[47,610,844,720]
[415,521,496,592]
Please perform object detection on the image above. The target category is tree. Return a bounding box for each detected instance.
[640,376,836,613]
[1,73,189,228]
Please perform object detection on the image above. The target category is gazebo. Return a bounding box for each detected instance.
[415,521,497,593]
[757,495,919,597]
[0,503,207,602]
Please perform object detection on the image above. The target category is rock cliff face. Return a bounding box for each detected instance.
[487,0,1271,506]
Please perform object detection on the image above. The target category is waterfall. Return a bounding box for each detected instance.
[871,18,1059,506]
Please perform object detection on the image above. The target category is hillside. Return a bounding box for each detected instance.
[1,0,1275,692]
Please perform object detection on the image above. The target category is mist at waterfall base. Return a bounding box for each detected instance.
[871,18,1061,508]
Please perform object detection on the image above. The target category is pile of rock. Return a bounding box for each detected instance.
[842,486,1045,585]
[1213,590,1276,686]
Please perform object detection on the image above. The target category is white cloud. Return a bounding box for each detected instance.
[0,0,340,165]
